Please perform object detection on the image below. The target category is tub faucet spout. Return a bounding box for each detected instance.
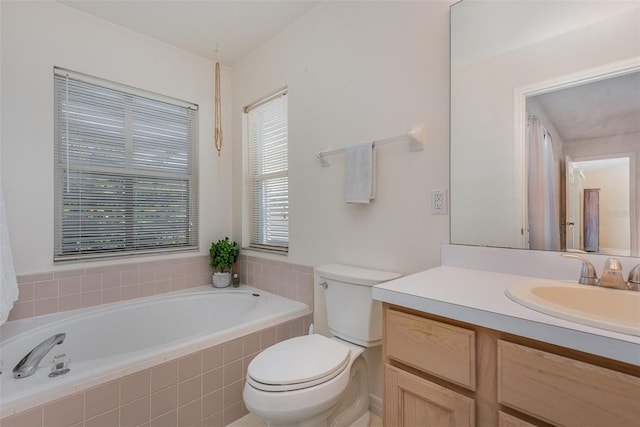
[13,333,66,379]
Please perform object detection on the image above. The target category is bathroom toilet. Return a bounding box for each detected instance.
[243,264,401,427]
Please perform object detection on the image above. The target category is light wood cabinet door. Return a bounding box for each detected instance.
[498,340,640,427]
[385,365,475,427]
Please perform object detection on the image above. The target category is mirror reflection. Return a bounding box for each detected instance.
[450,0,639,256]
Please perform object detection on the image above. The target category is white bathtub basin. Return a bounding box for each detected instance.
[506,279,640,336]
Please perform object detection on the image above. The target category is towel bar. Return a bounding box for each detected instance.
[316,123,425,167]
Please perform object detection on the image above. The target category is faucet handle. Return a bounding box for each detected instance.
[628,265,640,291]
[561,253,598,286]
[600,258,627,290]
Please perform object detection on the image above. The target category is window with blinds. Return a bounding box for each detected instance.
[246,89,289,252]
[53,68,199,261]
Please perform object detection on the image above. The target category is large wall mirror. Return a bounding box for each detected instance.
[450,0,640,257]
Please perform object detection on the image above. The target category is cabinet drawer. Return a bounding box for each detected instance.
[385,364,475,427]
[498,340,640,427]
[498,411,538,427]
[386,308,476,390]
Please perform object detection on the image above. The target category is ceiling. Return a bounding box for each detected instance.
[58,0,320,65]
[531,71,640,142]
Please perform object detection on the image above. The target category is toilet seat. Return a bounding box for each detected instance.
[247,334,350,392]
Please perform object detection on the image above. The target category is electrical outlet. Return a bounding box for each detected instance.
[431,189,447,215]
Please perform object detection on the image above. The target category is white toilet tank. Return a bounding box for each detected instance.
[316,264,401,347]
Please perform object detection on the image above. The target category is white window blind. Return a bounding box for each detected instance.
[53,68,199,261]
[246,90,288,252]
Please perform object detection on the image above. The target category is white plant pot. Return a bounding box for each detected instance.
[212,272,232,288]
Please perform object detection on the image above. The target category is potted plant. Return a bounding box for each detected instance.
[209,237,240,288]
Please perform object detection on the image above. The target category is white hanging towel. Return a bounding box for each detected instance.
[0,190,19,325]
[344,141,376,204]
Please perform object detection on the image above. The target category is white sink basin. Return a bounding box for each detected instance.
[506,279,640,336]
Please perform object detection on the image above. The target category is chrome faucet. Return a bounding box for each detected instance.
[561,254,639,291]
[561,253,598,286]
[13,333,66,379]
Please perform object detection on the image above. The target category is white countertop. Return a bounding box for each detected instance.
[372,266,640,366]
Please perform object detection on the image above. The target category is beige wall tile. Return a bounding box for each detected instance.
[101,272,121,289]
[1,407,42,427]
[151,360,177,393]
[34,280,58,299]
[178,353,201,381]
[58,277,82,296]
[18,272,53,283]
[120,397,150,427]
[276,322,291,342]
[43,393,84,427]
[84,408,119,427]
[34,297,58,316]
[223,360,242,387]
[242,332,260,356]
[120,370,150,403]
[81,275,102,292]
[81,291,101,308]
[202,345,223,372]
[85,381,119,419]
[58,294,83,311]
[260,327,276,350]
[178,376,202,406]
[222,380,243,410]
[17,283,34,301]
[101,288,120,304]
[223,338,243,364]
[202,367,223,395]
[150,385,177,419]
[149,409,177,427]
[201,389,223,419]
[178,398,201,427]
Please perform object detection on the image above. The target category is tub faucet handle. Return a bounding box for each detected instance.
[561,253,598,286]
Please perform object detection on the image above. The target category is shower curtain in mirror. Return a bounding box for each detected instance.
[527,116,560,251]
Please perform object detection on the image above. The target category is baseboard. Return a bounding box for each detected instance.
[369,393,382,417]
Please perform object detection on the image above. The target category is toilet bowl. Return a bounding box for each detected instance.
[242,264,401,427]
[243,334,369,427]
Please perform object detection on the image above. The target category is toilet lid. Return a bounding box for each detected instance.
[247,334,350,392]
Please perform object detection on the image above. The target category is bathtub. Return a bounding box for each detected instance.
[0,285,309,418]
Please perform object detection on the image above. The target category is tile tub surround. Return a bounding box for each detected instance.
[0,313,313,427]
[238,255,314,309]
[9,255,212,321]
[9,255,314,322]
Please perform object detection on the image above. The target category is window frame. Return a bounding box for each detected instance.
[53,67,199,261]
[244,88,289,253]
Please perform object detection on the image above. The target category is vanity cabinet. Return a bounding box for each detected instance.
[382,304,640,427]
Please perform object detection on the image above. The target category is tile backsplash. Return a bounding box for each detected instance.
[9,254,314,322]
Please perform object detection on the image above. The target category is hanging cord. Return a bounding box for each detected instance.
[65,74,70,193]
[214,62,223,157]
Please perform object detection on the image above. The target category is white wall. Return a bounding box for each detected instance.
[1,1,233,274]
[231,1,450,274]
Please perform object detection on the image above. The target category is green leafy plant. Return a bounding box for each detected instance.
[209,237,240,272]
